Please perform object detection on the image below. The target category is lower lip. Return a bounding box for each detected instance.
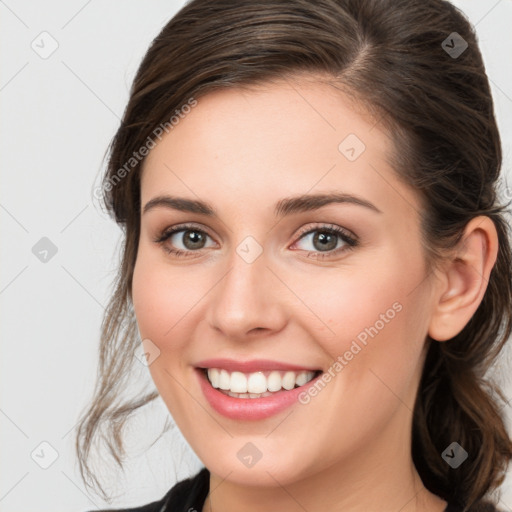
[195,368,322,421]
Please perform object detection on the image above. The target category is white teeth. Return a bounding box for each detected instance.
[208,368,220,388]
[267,371,282,392]
[219,369,230,390]
[206,368,317,396]
[295,372,309,386]
[230,371,247,393]
[282,371,296,390]
[228,391,274,399]
[247,372,267,393]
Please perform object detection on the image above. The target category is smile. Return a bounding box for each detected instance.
[194,360,324,420]
[204,368,320,398]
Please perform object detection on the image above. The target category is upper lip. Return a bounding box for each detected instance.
[195,358,321,373]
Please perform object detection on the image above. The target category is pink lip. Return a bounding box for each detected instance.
[195,367,323,421]
[195,358,320,373]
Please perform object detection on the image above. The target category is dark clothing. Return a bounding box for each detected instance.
[92,467,501,512]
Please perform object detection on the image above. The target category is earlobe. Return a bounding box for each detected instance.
[428,216,498,342]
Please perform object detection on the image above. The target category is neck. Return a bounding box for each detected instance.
[202,412,447,512]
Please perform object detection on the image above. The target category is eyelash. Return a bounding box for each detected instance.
[153,222,359,260]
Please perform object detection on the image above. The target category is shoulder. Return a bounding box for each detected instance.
[84,467,210,512]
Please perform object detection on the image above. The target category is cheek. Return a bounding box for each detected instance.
[296,255,423,352]
[296,245,429,398]
[285,266,429,467]
[132,250,206,345]
[131,252,201,415]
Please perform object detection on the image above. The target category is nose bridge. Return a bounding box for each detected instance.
[207,235,285,338]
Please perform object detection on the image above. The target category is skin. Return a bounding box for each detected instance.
[131,76,498,512]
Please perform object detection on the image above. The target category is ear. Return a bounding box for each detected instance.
[428,216,499,342]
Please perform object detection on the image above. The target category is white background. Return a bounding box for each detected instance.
[1,1,511,511]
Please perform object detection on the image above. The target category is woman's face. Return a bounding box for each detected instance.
[132,78,436,487]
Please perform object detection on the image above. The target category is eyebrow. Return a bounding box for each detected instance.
[142,192,382,217]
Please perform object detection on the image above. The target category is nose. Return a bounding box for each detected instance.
[206,243,287,340]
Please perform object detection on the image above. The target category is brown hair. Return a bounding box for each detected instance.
[76,0,512,509]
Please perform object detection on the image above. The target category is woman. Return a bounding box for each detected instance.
[76,1,512,511]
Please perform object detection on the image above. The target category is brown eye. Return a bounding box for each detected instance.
[154,223,216,257]
[177,230,208,250]
[292,224,358,259]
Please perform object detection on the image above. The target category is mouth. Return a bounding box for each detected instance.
[199,367,323,399]
[194,360,325,420]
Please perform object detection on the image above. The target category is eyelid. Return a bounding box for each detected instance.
[293,222,357,243]
[153,222,216,243]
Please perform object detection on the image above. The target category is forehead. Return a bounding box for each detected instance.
[139,79,419,224]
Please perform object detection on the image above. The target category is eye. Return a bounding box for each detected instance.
[153,223,216,258]
[154,222,358,260]
[291,224,358,259]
